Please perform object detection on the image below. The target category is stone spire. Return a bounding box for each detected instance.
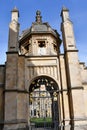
[8,7,20,52]
[61,6,69,22]
[36,10,42,23]
[11,6,19,22]
[61,6,77,50]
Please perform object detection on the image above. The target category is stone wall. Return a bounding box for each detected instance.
[0,65,5,129]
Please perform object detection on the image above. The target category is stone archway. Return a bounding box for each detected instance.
[29,75,60,129]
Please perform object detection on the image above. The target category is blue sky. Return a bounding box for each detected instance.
[0,0,87,65]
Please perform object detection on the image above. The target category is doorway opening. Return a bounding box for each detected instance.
[29,76,60,129]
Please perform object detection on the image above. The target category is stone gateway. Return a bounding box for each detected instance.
[0,7,87,130]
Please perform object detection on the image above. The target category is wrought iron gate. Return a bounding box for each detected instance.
[29,76,60,130]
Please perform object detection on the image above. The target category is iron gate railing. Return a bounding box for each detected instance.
[29,121,60,130]
[29,89,60,130]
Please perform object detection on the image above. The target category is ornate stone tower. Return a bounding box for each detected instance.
[0,7,87,130]
[4,8,62,130]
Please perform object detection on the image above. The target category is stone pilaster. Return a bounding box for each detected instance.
[61,7,87,128]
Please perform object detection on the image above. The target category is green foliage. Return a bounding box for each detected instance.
[30,117,52,123]
[30,117,52,127]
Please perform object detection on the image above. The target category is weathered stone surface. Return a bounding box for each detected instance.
[0,7,87,130]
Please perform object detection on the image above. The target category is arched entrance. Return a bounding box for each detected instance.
[29,75,60,130]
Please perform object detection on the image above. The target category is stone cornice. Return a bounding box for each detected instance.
[6,51,18,54]
[25,55,58,58]
[0,65,5,67]
[4,119,27,124]
[4,89,29,93]
[64,49,78,53]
